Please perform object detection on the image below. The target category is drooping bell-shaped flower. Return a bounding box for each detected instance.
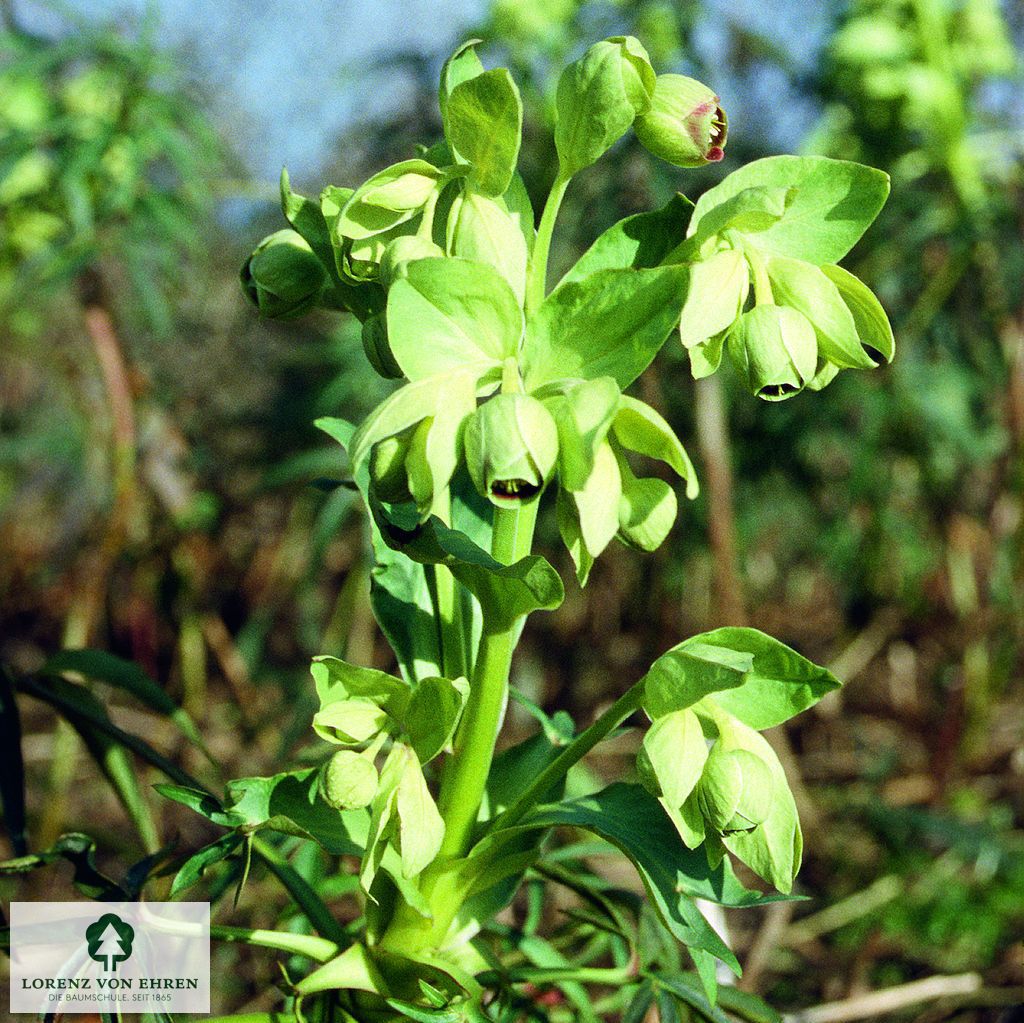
[241,229,329,319]
[464,393,559,507]
[634,74,727,168]
[696,743,774,834]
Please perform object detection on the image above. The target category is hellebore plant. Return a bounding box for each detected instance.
[232,37,892,1021]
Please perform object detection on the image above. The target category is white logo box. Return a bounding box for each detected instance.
[10,902,210,1015]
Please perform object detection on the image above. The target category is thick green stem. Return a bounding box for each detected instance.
[435,500,538,859]
[427,489,468,680]
[488,680,645,835]
[378,501,539,956]
[526,171,570,316]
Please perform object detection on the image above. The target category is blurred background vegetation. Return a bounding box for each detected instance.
[1,0,1022,1018]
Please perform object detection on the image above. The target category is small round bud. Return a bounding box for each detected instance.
[319,750,378,811]
[369,429,415,504]
[634,74,728,168]
[241,229,328,319]
[464,393,559,507]
[696,745,773,834]
[361,313,403,379]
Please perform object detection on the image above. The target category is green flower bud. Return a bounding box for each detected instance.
[319,750,379,811]
[464,393,559,507]
[726,304,818,401]
[696,745,774,835]
[361,313,403,379]
[379,235,445,290]
[241,229,328,319]
[634,74,727,168]
[555,36,655,175]
[369,428,415,504]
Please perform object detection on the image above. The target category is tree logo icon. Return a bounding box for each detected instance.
[85,913,135,971]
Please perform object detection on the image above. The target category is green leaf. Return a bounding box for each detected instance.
[677,248,748,352]
[154,783,242,827]
[561,194,691,285]
[446,188,529,304]
[222,768,369,858]
[692,627,841,729]
[689,332,728,381]
[542,376,621,492]
[523,265,688,390]
[360,745,403,893]
[29,673,160,852]
[556,487,595,586]
[642,640,753,718]
[311,656,411,745]
[566,440,621,559]
[297,941,388,997]
[714,982,783,1023]
[820,263,895,363]
[387,257,522,380]
[375,513,563,629]
[611,396,699,499]
[395,747,445,877]
[43,648,210,755]
[404,676,468,764]
[616,459,678,552]
[689,156,889,264]
[766,255,875,370]
[439,40,485,134]
[528,784,788,968]
[347,366,490,472]
[279,166,334,269]
[640,708,707,812]
[0,832,125,900]
[336,160,444,240]
[369,538,444,685]
[324,419,479,687]
[447,69,523,197]
[16,674,199,790]
[170,832,244,896]
[502,171,536,254]
[654,974,732,1023]
[685,185,793,250]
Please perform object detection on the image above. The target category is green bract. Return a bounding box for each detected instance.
[232,37,894,1014]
